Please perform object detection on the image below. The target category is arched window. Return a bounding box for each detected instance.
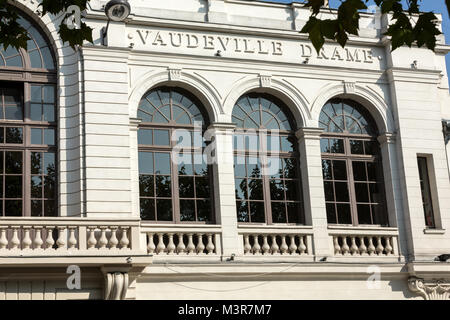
[232,93,304,224]
[0,14,57,217]
[319,98,388,226]
[137,87,214,223]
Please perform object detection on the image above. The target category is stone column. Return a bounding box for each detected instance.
[296,127,331,260]
[207,123,240,257]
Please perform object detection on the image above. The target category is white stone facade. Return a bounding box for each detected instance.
[0,0,449,300]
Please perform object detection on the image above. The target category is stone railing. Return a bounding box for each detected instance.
[238,226,314,256]
[0,218,141,256]
[328,226,400,257]
[141,224,222,255]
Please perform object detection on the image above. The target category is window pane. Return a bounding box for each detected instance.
[322,160,332,180]
[249,201,265,223]
[320,139,329,153]
[364,141,378,155]
[193,153,207,175]
[285,180,298,201]
[332,160,347,180]
[234,156,246,177]
[43,104,55,122]
[5,200,21,216]
[30,103,42,121]
[31,86,42,102]
[235,178,247,200]
[329,139,344,153]
[336,203,351,224]
[352,161,367,181]
[195,176,210,198]
[324,181,334,201]
[267,135,280,152]
[350,140,364,154]
[0,127,4,143]
[369,183,382,203]
[155,176,171,197]
[154,153,170,174]
[248,179,263,200]
[154,129,170,146]
[267,157,282,178]
[31,128,42,144]
[236,201,249,222]
[31,200,42,217]
[139,175,154,197]
[271,202,286,223]
[367,162,378,181]
[5,176,22,198]
[372,204,388,226]
[31,176,42,198]
[29,50,42,68]
[43,86,55,103]
[357,204,372,224]
[177,153,193,175]
[44,200,57,216]
[326,203,337,224]
[245,135,259,151]
[31,152,42,174]
[197,199,211,221]
[270,180,284,200]
[247,157,261,177]
[281,136,294,152]
[180,200,195,221]
[179,176,194,198]
[5,106,23,120]
[140,199,155,220]
[355,183,369,202]
[334,182,349,202]
[283,158,296,179]
[44,153,55,175]
[156,199,172,221]
[287,202,301,224]
[44,128,55,145]
[5,127,23,143]
[5,151,22,174]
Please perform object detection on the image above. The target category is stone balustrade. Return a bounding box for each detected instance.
[141,224,222,255]
[238,226,314,256]
[0,218,141,255]
[329,226,399,257]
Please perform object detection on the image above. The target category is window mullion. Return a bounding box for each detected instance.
[345,138,359,226]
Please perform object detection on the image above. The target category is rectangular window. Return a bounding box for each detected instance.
[417,157,435,228]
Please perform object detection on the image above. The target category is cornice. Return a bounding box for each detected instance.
[408,277,450,300]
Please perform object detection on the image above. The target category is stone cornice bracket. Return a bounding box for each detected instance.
[343,81,356,94]
[295,127,324,141]
[377,132,397,145]
[102,267,130,300]
[168,68,182,81]
[408,277,450,300]
[259,74,272,88]
[207,122,236,134]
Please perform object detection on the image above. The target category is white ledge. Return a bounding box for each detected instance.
[423,228,446,235]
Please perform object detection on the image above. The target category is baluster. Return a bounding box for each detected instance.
[350,236,359,255]
[176,233,186,254]
[261,235,270,255]
[45,226,55,250]
[22,227,32,250]
[10,227,20,250]
[384,236,393,255]
[167,233,176,254]
[98,227,108,249]
[56,226,66,249]
[376,236,384,255]
[358,236,367,256]
[147,233,155,254]
[156,233,166,254]
[206,234,215,254]
[280,235,288,255]
[33,226,44,250]
[252,235,261,255]
[68,227,78,249]
[333,236,341,255]
[196,234,205,255]
[87,226,97,249]
[367,237,376,256]
[0,227,8,249]
[243,235,251,255]
[186,233,195,254]
[341,236,350,255]
[119,227,130,249]
[289,235,298,255]
[270,235,280,255]
[108,227,119,249]
[298,236,307,255]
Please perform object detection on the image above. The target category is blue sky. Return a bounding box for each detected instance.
[262,0,450,84]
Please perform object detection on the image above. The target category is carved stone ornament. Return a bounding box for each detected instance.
[104,272,129,300]
[259,74,272,88]
[168,68,182,81]
[344,81,356,94]
[408,277,450,300]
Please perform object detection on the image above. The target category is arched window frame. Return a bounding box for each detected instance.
[232,92,305,225]
[137,86,215,224]
[319,98,388,226]
[0,13,57,217]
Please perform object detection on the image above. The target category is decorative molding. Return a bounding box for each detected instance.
[129,117,142,131]
[168,68,182,81]
[295,127,324,140]
[104,271,129,300]
[377,132,397,145]
[208,122,236,133]
[259,74,272,88]
[344,81,356,94]
[408,277,450,300]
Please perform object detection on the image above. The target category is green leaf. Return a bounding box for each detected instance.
[302,0,327,16]
[300,17,325,53]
